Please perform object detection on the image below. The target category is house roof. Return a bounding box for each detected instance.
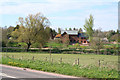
[55,34,61,38]
[61,30,78,35]
[78,33,87,37]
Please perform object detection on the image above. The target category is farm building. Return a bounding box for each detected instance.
[54,30,89,45]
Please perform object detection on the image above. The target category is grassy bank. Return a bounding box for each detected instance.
[1,56,118,78]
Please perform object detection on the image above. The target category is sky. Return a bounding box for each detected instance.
[0,0,119,31]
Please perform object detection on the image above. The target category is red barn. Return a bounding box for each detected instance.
[55,30,89,45]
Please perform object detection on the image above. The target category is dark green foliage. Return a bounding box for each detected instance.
[69,28,72,30]
[7,41,18,47]
[2,41,6,47]
[13,25,20,31]
[2,48,25,52]
[58,28,61,34]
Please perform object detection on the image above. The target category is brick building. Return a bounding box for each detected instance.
[55,30,89,45]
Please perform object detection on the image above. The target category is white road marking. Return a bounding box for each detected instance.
[0,73,25,80]
[0,73,16,78]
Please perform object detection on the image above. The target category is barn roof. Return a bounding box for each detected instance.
[61,30,78,35]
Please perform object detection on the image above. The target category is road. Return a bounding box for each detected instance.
[0,64,94,80]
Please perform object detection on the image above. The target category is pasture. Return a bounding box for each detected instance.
[2,52,118,70]
[1,52,119,78]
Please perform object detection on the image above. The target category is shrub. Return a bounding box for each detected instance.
[2,48,25,52]
[2,41,6,47]
[7,41,18,47]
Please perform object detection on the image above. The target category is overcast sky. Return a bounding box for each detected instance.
[0,0,119,31]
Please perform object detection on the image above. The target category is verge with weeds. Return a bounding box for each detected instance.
[1,57,118,78]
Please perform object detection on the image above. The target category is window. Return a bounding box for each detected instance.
[84,41,86,43]
[74,40,76,42]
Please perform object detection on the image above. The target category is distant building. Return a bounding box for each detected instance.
[101,38,108,42]
[54,30,89,45]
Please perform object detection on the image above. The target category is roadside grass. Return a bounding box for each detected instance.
[1,57,118,78]
[2,52,118,70]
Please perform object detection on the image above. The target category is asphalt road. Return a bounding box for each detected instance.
[0,64,94,80]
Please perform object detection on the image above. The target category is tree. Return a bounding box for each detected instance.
[45,27,57,39]
[52,29,57,38]
[58,28,61,34]
[13,25,20,31]
[73,28,76,30]
[45,27,52,39]
[11,13,50,51]
[2,26,8,47]
[69,28,72,30]
[65,28,67,30]
[110,34,120,42]
[78,28,83,33]
[84,14,94,42]
[106,30,116,42]
[91,29,104,54]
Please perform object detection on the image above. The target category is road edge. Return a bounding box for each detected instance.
[0,64,80,78]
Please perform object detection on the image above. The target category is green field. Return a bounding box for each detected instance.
[2,52,118,69]
[1,52,118,78]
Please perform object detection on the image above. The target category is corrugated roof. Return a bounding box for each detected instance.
[61,30,78,35]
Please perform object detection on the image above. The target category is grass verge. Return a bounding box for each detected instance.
[1,57,118,78]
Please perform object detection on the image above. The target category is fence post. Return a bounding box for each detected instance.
[60,57,62,63]
[98,60,100,67]
[75,60,77,65]
[78,58,79,65]
[46,57,47,61]
[52,58,53,64]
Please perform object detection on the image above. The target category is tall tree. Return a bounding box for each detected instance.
[69,28,72,30]
[78,28,83,33]
[65,28,67,30]
[58,28,61,34]
[106,30,116,42]
[13,25,20,31]
[45,27,57,39]
[83,14,94,42]
[52,29,57,38]
[7,26,14,39]
[11,13,50,51]
[2,26,8,47]
[45,27,52,39]
[73,28,76,30]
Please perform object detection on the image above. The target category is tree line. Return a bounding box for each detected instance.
[1,13,120,52]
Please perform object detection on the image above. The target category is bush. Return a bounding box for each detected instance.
[52,48,61,53]
[17,42,27,48]
[2,41,6,47]
[31,42,40,48]
[7,41,18,47]
[2,48,25,52]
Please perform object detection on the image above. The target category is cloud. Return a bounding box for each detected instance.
[0,0,118,31]
[0,0,118,15]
